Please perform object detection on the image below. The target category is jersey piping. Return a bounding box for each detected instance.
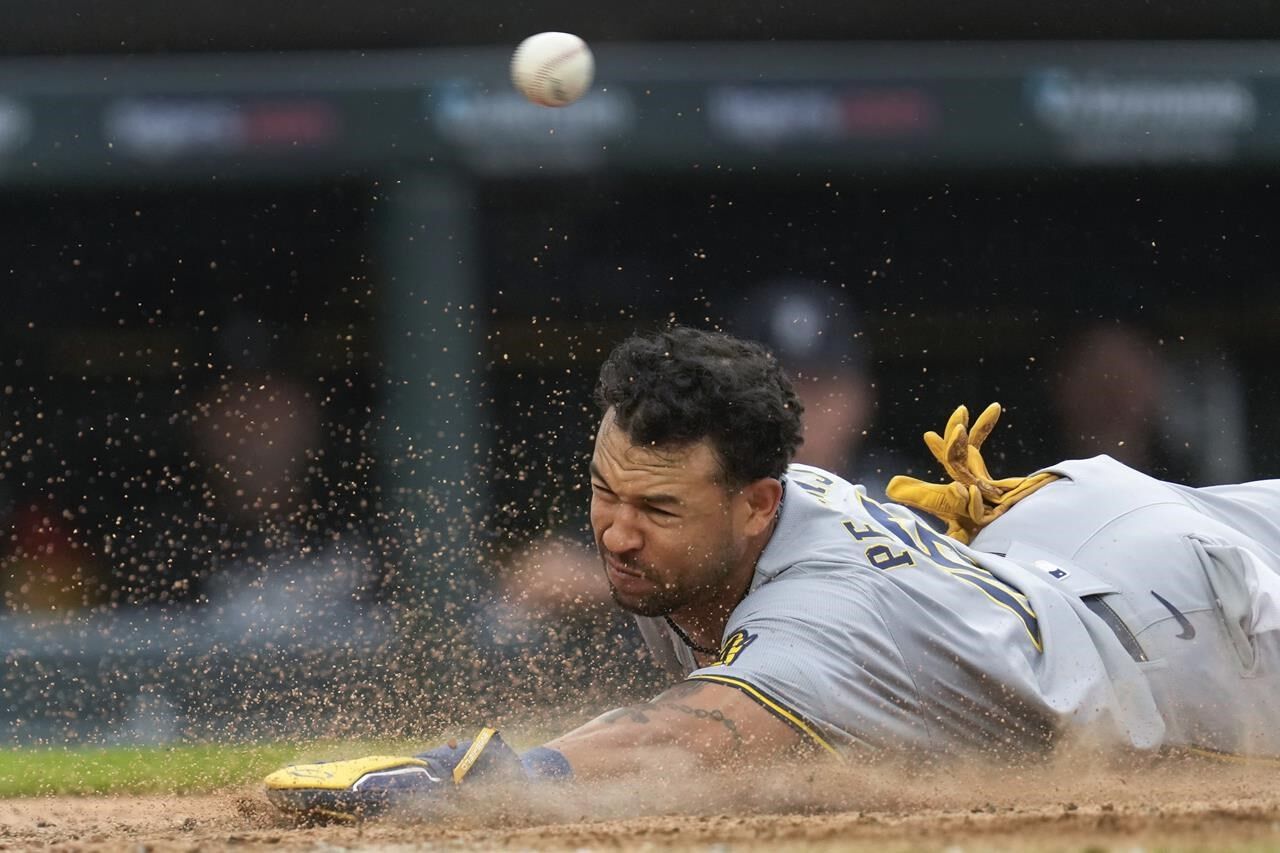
[688,672,841,756]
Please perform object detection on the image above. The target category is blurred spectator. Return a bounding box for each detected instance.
[1054,318,1203,481]
[192,374,322,531]
[486,532,612,643]
[1,501,105,616]
[187,375,374,628]
[726,278,902,497]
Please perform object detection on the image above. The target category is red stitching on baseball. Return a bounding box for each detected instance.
[528,43,587,106]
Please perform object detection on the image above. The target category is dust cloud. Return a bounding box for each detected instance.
[385,744,1280,829]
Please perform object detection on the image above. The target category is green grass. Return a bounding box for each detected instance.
[0,718,571,798]
[0,740,415,797]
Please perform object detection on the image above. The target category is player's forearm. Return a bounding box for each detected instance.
[544,678,807,779]
[544,725,691,779]
[545,700,746,778]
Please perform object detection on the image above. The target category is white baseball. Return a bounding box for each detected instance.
[510,32,595,107]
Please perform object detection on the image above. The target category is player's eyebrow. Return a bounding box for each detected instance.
[589,461,683,507]
[640,492,683,507]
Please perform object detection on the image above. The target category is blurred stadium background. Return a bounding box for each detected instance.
[2,3,1279,748]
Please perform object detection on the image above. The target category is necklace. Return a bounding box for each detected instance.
[664,616,720,657]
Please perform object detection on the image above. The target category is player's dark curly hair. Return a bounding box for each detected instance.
[594,326,804,486]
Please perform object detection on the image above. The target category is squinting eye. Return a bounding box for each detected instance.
[646,506,677,518]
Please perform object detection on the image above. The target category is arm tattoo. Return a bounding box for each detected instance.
[655,701,745,749]
[596,681,742,750]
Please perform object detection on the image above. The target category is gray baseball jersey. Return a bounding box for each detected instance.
[636,459,1280,758]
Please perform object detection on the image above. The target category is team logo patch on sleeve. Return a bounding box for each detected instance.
[712,629,757,666]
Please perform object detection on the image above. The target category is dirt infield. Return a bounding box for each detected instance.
[6,759,1280,851]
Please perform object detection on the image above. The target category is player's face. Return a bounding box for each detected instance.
[589,409,754,617]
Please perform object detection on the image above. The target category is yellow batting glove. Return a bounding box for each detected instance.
[922,402,1004,497]
[892,402,1059,542]
[885,476,984,544]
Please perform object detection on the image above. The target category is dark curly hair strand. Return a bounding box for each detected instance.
[594,326,804,486]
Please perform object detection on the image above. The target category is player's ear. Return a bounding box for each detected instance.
[740,477,784,536]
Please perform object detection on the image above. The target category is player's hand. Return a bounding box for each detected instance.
[887,402,1058,543]
[923,403,1005,497]
[264,727,568,821]
[883,476,986,542]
